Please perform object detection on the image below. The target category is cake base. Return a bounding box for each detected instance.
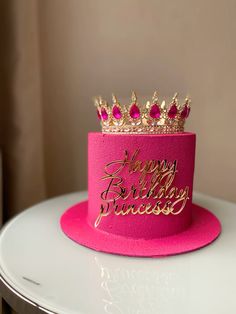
[60,201,221,257]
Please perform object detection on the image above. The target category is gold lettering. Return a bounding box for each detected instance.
[95,150,190,227]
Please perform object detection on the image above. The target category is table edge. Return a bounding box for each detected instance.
[0,273,58,314]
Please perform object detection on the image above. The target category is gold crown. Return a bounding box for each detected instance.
[94,91,191,134]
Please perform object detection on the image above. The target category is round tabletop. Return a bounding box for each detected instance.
[0,191,236,314]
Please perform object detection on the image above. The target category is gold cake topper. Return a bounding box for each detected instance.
[94,91,191,134]
[95,149,189,227]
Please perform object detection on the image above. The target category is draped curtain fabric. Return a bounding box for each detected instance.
[0,0,46,217]
[0,1,46,312]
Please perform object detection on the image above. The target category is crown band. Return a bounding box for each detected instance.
[102,124,184,134]
[94,91,191,134]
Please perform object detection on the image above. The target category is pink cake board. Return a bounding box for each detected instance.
[60,201,221,257]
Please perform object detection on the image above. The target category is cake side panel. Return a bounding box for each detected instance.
[88,132,196,239]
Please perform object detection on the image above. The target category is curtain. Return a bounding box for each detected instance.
[0,0,46,219]
[0,1,45,312]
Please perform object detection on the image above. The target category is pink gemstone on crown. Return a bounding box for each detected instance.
[97,109,101,120]
[112,105,122,119]
[181,105,190,119]
[168,103,178,119]
[130,103,140,119]
[150,104,161,119]
[101,108,108,120]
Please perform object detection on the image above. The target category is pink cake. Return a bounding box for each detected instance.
[61,92,221,257]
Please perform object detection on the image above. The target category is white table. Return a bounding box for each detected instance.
[0,191,236,314]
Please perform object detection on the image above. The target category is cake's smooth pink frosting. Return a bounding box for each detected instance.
[88,132,196,239]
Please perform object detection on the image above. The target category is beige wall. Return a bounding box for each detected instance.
[39,0,236,201]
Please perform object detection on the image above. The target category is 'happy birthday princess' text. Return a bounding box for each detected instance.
[95,149,189,227]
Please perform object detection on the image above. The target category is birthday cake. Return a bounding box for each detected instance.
[60,91,221,257]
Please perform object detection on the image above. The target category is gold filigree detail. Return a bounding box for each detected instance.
[94,91,191,134]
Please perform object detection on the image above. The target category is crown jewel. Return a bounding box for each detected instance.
[94,91,191,134]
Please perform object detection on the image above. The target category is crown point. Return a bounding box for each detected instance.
[98,96,103,105]
[172,93,178,101]
[112,94,117,104]
[185,96,191,105]
[152,91,158,103]
[161,100,166,109]
[146,101,151,109]
[94,98,99,107]
[131,91,137,103]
